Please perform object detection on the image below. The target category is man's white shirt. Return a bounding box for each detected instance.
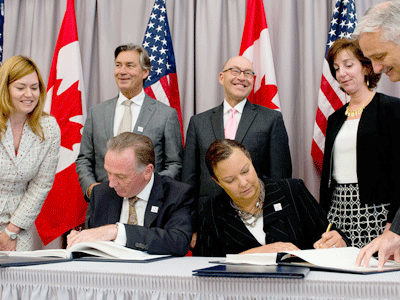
[114,173,155,246]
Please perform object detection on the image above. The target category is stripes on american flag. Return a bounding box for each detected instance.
[142,0,183,138]
[311,0,357,175]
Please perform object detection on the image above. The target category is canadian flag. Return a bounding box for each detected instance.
[239,0,280,110]
[35,0,87,245]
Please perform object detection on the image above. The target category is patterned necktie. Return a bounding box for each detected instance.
[117,100,132,135]
[225,108,237,139]
[127,196,140,225]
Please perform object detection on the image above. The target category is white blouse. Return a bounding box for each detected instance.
[332,119,359,184]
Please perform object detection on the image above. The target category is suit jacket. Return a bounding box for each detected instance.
[76,94,183,197]
[0,116,60,251]
[182,100,292,200]
[194,176,344,257]
[88,173,194,256]
[390,209,400,235]
[320,93,400,222]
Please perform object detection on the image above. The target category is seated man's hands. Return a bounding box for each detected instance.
[313,230,347,249]
[239,242,300,254]
[66,224,118,249]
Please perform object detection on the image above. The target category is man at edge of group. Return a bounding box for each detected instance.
[76,43,182,201]
[68,132,194,256]
[352,0,400,268]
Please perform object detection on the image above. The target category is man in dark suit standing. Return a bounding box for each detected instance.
[76,43,182,200]
[68,132,193,256]
[182,56,292,201]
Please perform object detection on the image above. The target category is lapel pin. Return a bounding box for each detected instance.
[274,203,282,211]
[151,206,159,213]
[138,126,144,132]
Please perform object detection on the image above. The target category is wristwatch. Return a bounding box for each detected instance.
[4,228,18,240]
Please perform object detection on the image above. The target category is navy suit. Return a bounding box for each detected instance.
[88,173,194,256]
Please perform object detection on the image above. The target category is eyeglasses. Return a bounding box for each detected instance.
[222,67,255,78]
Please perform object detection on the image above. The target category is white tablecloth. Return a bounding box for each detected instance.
[1,256,400,300]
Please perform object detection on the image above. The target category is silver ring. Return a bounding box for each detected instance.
[332,245,336,248]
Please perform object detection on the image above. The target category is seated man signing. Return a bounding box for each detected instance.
[194,139,348,256]
[67,133,194,256]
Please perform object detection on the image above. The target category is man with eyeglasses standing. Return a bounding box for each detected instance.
[182,56,292,252]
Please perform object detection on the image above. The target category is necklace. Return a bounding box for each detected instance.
[345,92,375,117]
[230,179,265,227]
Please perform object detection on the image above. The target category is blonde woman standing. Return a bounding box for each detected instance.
[0,56,60,251]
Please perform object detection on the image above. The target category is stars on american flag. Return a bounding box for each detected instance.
[142,0,176,86]
[326,0,357,52]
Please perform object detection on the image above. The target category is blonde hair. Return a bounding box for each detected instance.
[0,55,48,141]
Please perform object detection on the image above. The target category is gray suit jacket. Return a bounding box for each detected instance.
[76,94,183,196]
[182,100,292,200]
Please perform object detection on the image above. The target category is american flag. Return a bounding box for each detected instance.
[142,0,183,138]
[311,0,357,175]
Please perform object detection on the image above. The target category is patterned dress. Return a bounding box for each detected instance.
[0,116,60,250]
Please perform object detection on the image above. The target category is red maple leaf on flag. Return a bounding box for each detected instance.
[50,80,83,150]
[247,75,278,109]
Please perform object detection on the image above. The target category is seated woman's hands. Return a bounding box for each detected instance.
[313,230,347,249]
[239,242,300,254]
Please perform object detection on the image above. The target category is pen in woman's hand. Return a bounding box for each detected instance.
[326,223,332,232]
[319,223,333,249]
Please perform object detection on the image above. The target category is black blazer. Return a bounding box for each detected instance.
[182,100,292,200]
[320,93,400,222]
[88,173,194,256]
[194,176,341,257]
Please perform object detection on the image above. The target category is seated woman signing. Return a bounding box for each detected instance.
[194,139,347,256]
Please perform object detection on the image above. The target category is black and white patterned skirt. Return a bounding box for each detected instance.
[327,183,389,249]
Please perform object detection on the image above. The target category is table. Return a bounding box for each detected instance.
[1,256,400,299]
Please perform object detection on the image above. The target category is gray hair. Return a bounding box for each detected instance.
[106,132,155,171]
[114,43,152,83]
[353,1,400,45]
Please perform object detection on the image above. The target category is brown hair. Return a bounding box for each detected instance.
[205,139,251,181]
[327,38,381,91]
[107,132,155,170]
[0,55,47,141]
